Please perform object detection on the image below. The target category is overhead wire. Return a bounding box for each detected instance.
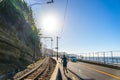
[59,0,69,37]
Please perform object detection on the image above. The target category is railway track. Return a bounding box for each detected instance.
[15,57,56,80]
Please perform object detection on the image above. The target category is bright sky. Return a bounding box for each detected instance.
[26,0,120,54]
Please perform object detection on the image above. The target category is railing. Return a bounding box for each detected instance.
[78,50,120,64]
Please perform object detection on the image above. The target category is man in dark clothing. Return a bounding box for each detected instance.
[62,55,68,74]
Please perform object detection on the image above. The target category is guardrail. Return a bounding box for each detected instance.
[78,50,120,64]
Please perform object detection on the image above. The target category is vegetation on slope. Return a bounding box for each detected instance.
[0,0,41,75]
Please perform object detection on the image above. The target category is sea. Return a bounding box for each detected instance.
[77,57,120,66]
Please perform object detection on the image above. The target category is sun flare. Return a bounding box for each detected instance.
[40,12,61,35]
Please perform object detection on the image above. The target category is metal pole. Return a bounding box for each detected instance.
[103,52,105,64]
[83,54,85,60]
[86,53,88,60]
[56,36,58,60]
[89,53,90,61]
[111,51,113,63]
[98,52,99,62]
[95,52,97,61]
[106,53,108,63]
[51,38,53,57]
[93,52,94,61]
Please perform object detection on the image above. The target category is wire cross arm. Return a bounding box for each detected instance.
[47,0,54,4]
[29,0,54,7]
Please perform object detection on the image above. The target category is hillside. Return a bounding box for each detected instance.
[0,0,41,76]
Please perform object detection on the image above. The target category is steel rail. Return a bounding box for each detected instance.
[16,58,47,80]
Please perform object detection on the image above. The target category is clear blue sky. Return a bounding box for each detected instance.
[26,0,120,53]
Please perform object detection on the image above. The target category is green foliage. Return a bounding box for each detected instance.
[0,0,41,62]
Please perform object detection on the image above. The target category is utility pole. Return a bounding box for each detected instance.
[51,38,53,57]
[56,36,59,60]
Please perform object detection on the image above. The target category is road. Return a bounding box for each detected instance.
[68,61,120,80]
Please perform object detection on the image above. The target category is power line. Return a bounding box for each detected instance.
[59,0,69,37]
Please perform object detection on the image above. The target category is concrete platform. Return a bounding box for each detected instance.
[59,61,80,80]
[51,57,81,80]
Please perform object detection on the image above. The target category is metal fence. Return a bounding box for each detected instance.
[77,50,120,64]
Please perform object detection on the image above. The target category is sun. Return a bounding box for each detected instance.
[40,12,61,35]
